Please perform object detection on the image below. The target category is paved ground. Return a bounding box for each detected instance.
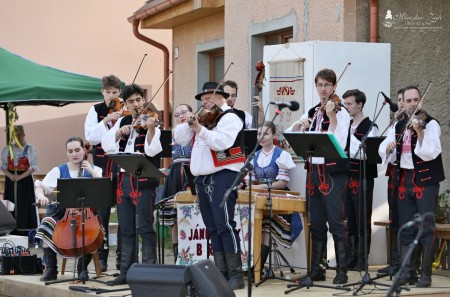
[1,245,450,297]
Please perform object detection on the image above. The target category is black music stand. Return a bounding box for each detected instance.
[282,132,350,294]
[365,136,386,165]
[244,129,258,157]
[45,178,114,287]
[108,153,165,264]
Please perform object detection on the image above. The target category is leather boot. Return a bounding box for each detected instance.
[77,253,93,278]
[115,226,122,270]
[298,240,326,284]
[260,244,270,276]
[377,230,400,275]
[411,244,422,276]
[354,236,370,272]
[213,252,228,280]
[397,245,418,286]
[416,246,433,288]
[225,253,245,290]
[141,243,157,264]
[173,244,178,264]
[40,248,58,282]
[107,244,135,286]
[346,235,358,269]
[333,241,348,284]
[97,242,108,272]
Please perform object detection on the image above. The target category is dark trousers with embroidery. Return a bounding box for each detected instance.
[307,165,347,243]
[345,178,374,238]
[195,169,241,253]
[117,175,156,250]
[398,169,439,247]
[387,165,400,233]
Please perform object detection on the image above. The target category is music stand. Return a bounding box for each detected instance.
[365,136,386,165]
[244,129,258,156]
[108,153,165,263]
[160,130,173,158]
[282,132,350,294]
[45,178,114,287]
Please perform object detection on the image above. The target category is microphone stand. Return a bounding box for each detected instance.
[221,108,284,297]
[387,221,423,296]
[342,98,393,293]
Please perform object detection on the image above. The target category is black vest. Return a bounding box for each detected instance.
[118,115,161,189]
[93,102,109,169]
[215,109,244,151]
[307,104,349,174]
[345,117,378,179]
[395,115,445,186]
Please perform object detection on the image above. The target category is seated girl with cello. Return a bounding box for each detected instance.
[248,121,301,276]
[34,137,102,282]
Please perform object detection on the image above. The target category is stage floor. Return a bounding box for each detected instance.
[1,246,450,297]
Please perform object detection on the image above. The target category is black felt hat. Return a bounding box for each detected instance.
[195,81,230,100]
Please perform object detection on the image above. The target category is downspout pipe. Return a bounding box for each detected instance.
[369,0,379,42]
[132,19,171,169]
[132,19,170,130]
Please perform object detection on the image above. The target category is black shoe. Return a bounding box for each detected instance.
[40,248,58,282]
[225,253,245,290]
[99,259,108,272]
[107,274,127,286]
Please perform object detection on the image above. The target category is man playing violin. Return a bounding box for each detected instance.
[84,74,122,272]
[379,85,445,288]
[176,81,245,290]
[285,69,351,284]
[377,88,405,276]
[102,83,162,285]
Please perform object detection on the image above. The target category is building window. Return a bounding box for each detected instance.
[265,29,293,45]
[209,50,224,81]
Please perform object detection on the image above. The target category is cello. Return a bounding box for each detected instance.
[52,143,104,258]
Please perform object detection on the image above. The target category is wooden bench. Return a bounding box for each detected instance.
[374,221,450,264]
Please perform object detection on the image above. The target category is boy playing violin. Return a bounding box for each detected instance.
[84,75,122,272]
[101,83,162,285]
[285,69,351,284]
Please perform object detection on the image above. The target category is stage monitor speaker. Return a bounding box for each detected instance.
[127,263,187,297]
[0,201,16,235]
[185,260,236,297]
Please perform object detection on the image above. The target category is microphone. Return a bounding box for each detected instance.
[404,213,423,228]
[381,92,399,112]
[270,101,300,111]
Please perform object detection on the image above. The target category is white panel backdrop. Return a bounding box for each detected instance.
[262,41,391,269]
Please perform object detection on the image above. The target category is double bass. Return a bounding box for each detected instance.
[52,143,104,257]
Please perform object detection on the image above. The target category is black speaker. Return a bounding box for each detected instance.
[0,201,16,235]
[185,260,235,297]
[127,263,187,297]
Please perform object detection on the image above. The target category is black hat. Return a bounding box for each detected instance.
[195,82,230,100]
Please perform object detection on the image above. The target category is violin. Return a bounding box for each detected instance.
[320,93,342,113]
[409,109,429,131]
[196,107,223,130]
[107,98,131,126]
[132,103,164,130]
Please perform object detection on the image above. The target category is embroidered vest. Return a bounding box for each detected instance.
[253,146,283,181]
[344,117,378,179]
[58,163,93,178]
[395,115,445,186]
[7,145,30,172]
[210,109,245,167]
[118,115,160,189]
[307,104,349,173]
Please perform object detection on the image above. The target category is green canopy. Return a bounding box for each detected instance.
[0,47,124,107]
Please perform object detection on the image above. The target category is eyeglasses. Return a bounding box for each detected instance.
[316,83,334,88]
[174,110,189,118]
